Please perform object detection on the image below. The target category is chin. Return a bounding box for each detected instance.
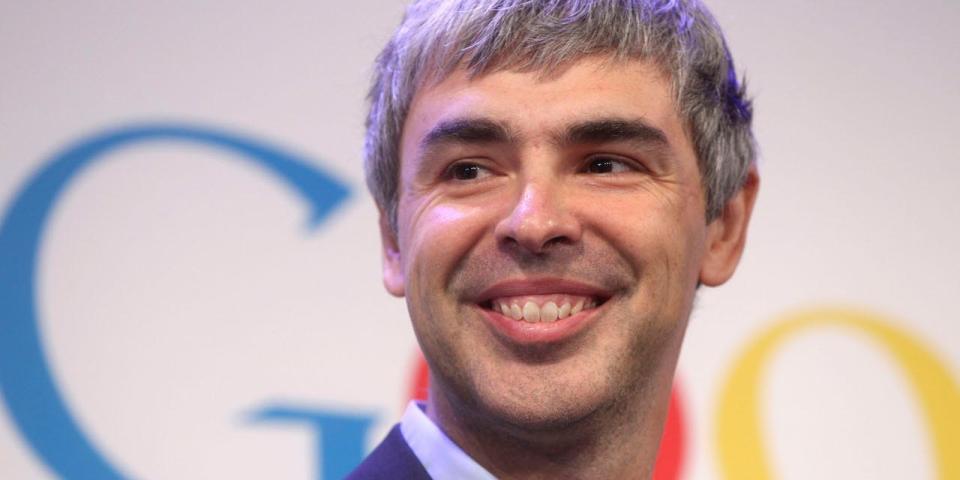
[464,366,620,434]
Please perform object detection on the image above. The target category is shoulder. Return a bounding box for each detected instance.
[345,424,432,480]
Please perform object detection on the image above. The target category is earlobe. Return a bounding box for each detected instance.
[699,166,760,286]
[379,210,406,297]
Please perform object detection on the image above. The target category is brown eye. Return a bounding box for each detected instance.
[446,162,491,181]
[585,156,632,174]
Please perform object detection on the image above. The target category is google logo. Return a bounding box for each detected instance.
[1,123,956,479]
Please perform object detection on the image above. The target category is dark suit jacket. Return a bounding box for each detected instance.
[345,424,432,480]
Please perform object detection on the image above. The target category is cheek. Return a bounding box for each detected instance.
[583,187,706,291]
[578,191,673,263]
[400,200,495,293]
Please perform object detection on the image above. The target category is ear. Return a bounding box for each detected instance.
[699,165,760,286]
[379,209,406,297]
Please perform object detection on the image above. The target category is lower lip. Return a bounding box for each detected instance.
[478,303,601,346]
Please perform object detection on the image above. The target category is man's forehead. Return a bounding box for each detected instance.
[414,53,675,98]
[403,57,683,148]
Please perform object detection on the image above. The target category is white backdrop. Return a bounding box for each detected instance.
[1,1,957,479]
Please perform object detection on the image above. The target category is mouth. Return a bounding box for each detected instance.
[472,279,612,345]
[479,295,606,323]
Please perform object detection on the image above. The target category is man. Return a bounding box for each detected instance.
[350,0,759,478]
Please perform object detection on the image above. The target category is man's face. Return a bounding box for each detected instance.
[381,57,752,430]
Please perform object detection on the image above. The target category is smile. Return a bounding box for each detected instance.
[473,279,611,345]
[482,295,601,323]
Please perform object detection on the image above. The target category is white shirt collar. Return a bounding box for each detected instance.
[400,401,497,480]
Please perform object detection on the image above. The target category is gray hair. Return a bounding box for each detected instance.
[365,0,755,230]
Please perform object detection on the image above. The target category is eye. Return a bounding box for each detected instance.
[445,161,492,181]
[583,155,636,174]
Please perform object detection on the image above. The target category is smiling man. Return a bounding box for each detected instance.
[349,1,759,478]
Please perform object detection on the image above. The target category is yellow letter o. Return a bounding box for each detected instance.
[715,307,959,479]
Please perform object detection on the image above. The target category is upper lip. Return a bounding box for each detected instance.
[473,277,613,303]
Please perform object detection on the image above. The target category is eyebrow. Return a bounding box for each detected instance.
[420,118,514,151]
[418,116,670,154]
[558,118,669,148]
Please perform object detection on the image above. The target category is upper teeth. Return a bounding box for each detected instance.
[493,296,597,323]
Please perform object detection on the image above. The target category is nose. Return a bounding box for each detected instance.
[494,179,582,254]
